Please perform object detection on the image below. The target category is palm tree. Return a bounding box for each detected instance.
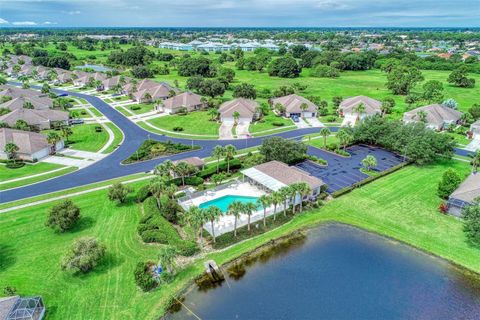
[417,110,428,123]
[278,186,291,217]
[205,206,222,243]
[354,103,366,119]
[319,127,331,149]
[362,155,377,172]
[296,183,312,213]
[233,111,240,125]
[173,162,196,186]
[149,176,167,208]
[183,206,206,249]
[46,132,61,153]
[243,202,257,232]
[207,108,219,121]
[4,142,19,164]
[257,195,272,227]
[471,151,480,173]
[228,200,244,237]
[61,126,73,143]
[158,247,178,275]
[300,103,308,117]
[289,184,299,214]
[165,184,178,200]
[270,191,282,221]
[224,144,237,174]
[212,145,226,173]
[154,160,173,178]
[337,129,352,151]
[48,69,57,82]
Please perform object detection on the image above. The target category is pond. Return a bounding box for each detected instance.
[74,64,113,72]
[166,224,480,320]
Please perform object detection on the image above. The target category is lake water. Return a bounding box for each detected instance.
[74,64,112,72]
[166,224,480,320]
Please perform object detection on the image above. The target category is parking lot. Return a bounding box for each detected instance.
[298,145,405,193]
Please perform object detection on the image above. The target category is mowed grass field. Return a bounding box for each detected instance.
[45,124,109,153]
[147,111,220,136]
[1,159,478,320]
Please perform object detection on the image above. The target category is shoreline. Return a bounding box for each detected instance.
[157,217,480,319]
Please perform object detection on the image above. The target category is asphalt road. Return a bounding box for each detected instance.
[0,86,328,203]
[0,84,473,204]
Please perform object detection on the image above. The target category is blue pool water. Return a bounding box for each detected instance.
[199,195,259,213]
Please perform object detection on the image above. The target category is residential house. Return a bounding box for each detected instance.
[471,120,480,138]
[54,69,74,84]
[0,128,63,161]
[0,86,51,105]
[447,173,480,217]
[339,96,382,118]
[172,157,205,170]
[73,72,108,89]
[156,92,205,114]
[129,81,177,103]
[219,98,260,123]
[403,104,463,130]
[0,108,69,130]
[0,96,52,111]
[270,94,318,118]
[242,160,325,204]
[101,75,131,92]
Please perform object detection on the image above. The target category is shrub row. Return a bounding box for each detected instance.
[198,158,242,179]
[138,197,198,256]
[331,162,408,198]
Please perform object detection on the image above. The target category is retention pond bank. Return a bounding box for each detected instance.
[166,224,480,319]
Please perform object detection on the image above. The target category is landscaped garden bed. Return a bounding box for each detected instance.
[122,139,200,164]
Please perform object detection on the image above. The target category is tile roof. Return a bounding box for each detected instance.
[340,96,382,115]
[0,128,50,155]
[270,94,317,113]
[450,173,480,204]
[219,98,259,118]
[403,104,463,128]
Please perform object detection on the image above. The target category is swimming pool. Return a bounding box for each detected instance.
[199,195,259,213]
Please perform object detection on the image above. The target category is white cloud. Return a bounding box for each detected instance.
[315,1,350,10]
[0,18,9,24]
[12,21,37,25]
[63,10,81,15]
[43,21,57,25]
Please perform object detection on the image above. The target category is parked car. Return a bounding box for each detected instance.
[292,116,300,123]
[69,119,84,125]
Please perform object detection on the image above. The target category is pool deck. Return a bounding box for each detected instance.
[180,181,283,236]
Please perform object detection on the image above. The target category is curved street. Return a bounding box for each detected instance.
[1,85,472,204]
[0,86,326,203]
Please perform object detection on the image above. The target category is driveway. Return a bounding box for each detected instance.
[294,118,310,129]
[308,117,324,128]
[219,122,234,140]
[236,121,250,138]
[42,155,95,169]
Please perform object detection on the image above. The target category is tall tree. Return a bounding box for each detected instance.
[257,195,272,227]
[319,127,331,149]
[212,145,226,173]
[228,200,244,237]
[205,206,222,243]
[224,144,237,173]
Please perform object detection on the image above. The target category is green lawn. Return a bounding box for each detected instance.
[146,111,220,136]
[102,123,124,154]
[249,113,295,133]
[128,103,155,115]
[45,124,109,153]
[156,67,480,116]
[305,134,339,149]
[0,166,78,191]
[1,159,478,320]
[0,162,64,181]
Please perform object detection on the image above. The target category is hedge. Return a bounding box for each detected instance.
[138,197,198,256]
[198,158,242,179]
[331,162,408,198]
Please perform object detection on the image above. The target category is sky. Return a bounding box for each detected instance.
[0,0,479,28]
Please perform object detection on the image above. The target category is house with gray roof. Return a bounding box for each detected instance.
[0,96,52,111]
[447,173,480,217]
[403,104,463,130]
[73,72,108,88]
[0,108,69,130]
[101,75,132,92]
[156,92,205,114]
[242,160,325,204]
[270,94,317,118]
[339,96,382,118]
[219,98,260,123]
[0,128,63,161]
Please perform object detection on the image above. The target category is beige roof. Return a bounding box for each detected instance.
[102,75,131,89]
[403,104,463,128]
[0,96,51,111]
[0,128,50,155]
[219,98,259,118]
[161,92,204,110]
[173,156,205,167]
[270,94,317,113]
[0,86,49,103]
[123,79,162,93]
[253,160,324,190]
[450,173,480,204]
[0,108,68,126]
[132,83,176,101]
[76,72,108,85]
[340,96,382,115]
